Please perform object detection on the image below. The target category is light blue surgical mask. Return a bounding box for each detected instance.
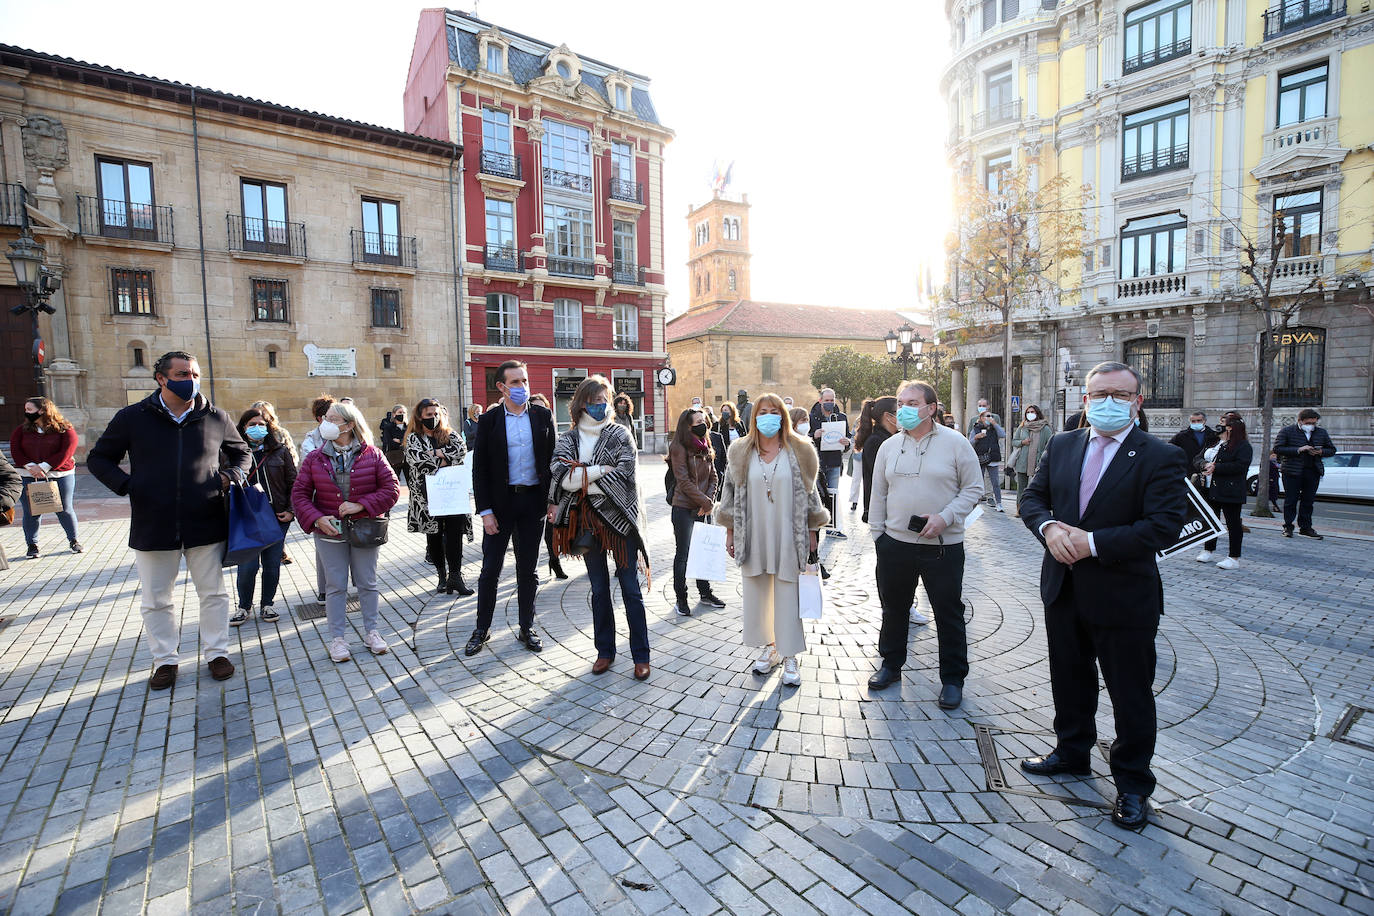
[1189,422,1205,432]
[755,414,782,437]
[507,385,528,406]
[1085,396,1134,433]
[585,403,607,421]
[896,405,925,430]
[245,424,269,442]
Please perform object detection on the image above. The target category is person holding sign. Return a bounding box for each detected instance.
[405,398,473,596]
[1018,361,1187,830]
[11,397,82,557]
[1195,416,1252,569]
[668,407,724,617]
[716,394,829,688]
[808,388,851,540]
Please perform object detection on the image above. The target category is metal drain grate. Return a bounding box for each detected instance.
[1330,706,1374,752]
[973,723,1114,810]
[295,597,361,620]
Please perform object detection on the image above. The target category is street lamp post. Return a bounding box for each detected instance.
[6,231,59,398]
[884,321,925,378]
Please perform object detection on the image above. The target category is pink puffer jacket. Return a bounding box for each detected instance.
[291,443,399,535]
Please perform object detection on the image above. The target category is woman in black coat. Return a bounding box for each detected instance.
[1197,416,1253,570]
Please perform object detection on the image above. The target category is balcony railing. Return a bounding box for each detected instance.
[1273,255,1323,280]
[483,243,524,273]
[350,229,417,268]
[554,334,583,349]
[0,183,26,228]
[486,329,520,346]
[77,194,174,243]
[614,336,640,352]
[1264,0,1345,39]
[1264,117,1338,157]
[227,214,307,258]
[1122,36,1191,73]
[973,99,1022,132]
[479,148,522,181]
[546,255,595,278]
[1121,144,1190,180]
[1117,272,1186,300]
[608,178,643,203]
[613,263,645,286]
[542,166,592,194]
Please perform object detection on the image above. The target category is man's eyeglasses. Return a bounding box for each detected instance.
[1086,390,1138,406]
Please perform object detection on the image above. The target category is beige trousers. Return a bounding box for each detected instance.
[742,573,805,657]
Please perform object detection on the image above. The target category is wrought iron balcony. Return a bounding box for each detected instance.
[228,214,307,258]
[1264,0,1345,39]
[350,229,417,268]
[972,99,1022,132]
[1121,144,1190,180]
[483,243,524,273]
[613,263,644,286]
[1122,36,1191,73]
[554,334,583,349]
[479,148,522,181]
[614,336,640,352]
[543,166,592,194]
[546,255,595,278]
[486,329,520,346]
[608,178,643,204]
[1117,272,1186,300]
[77,194,174,243]
[0,182,26,228]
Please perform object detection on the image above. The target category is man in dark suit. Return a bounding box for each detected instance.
[1168,411,1220,468]
[1018,361,1188,830]
[467,359,557,656]
[1273,408,1336,539]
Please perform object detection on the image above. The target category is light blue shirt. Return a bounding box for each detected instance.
[504,406,538,486]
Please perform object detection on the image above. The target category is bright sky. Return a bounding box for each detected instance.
[1,0,952,318]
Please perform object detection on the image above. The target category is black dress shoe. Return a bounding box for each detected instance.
[867,667,900,690]
[1299,528,1323,540]
[516,629,543,652]
[464,629,489,656]
[699,591,727,609]
[937,683,962,710]
[1111,792,1149,830]
[1020,751,1090,777]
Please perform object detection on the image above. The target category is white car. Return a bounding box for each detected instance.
[1247,451,1374,501]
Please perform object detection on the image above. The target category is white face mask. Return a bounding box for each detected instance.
[1300,424,1315,433]
[1025,412,1038,421]
[797,422,810,436]
[319,420,342,441]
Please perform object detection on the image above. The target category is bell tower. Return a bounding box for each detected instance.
[685,192,750,313]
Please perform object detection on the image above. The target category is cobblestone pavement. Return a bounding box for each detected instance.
[1,459,1371,914]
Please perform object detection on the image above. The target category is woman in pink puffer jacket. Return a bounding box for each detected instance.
[291,402,398,663]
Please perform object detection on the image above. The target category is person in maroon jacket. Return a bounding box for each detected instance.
[291,400,399,663]
[10,397,82,557]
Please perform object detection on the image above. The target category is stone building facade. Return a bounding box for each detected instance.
[0,45,461,452]
[939,0,1374,445]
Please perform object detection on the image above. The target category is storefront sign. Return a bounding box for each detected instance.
[554,376,585,397]
[614,376,643,394]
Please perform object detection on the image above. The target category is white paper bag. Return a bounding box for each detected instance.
[685,521,728,581]
[820,420,847,451]
[425,464,471,517]
[799,565,824,620]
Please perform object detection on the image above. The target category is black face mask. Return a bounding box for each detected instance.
[691,423,708,437]
[423,416,441,430]
[24,412,39,422]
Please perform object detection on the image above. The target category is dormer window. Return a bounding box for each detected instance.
[556,60,572,80]
[486,44,504,75]
[615,85,628,110]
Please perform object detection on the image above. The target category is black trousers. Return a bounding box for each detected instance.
[1203,500,1244,557]
[1282,468,1321,530]
[475,487,545,632]
[874,535,967,685]
[426,515,465,582]
[1045,572,1158,797]
[670,506,713,604]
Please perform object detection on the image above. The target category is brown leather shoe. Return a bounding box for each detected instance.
[633,663,651,681]
[207,656,235,681]
[149,664,178,690]
[591,657,612,675]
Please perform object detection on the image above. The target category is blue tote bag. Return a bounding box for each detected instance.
[223,483,283,567]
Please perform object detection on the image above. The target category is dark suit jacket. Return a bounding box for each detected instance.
[1273,423,1336,476]
[1019,426,1188,627]
[1168,426,1219,466]
[471,402,556,520]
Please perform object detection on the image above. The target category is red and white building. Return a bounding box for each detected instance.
[404,9,674,446]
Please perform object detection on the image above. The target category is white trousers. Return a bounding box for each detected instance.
[133,542,231,667]
[742,573,805,657]
[848,467,863,504]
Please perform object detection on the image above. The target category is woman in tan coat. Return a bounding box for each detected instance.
[715,393,829,687]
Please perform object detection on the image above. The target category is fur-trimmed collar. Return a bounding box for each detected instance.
[725,434,819,482]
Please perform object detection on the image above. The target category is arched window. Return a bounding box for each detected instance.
[695,274,701,295]
[1124,337,1185,409]
[1267,326,1325,407]
[728,269,737,291]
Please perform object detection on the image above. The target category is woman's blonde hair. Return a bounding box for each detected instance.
[327,400,374,447]
[743,392,808,453]
[569,374,613,423]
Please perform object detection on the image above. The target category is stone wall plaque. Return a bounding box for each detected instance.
[304,344,357,377]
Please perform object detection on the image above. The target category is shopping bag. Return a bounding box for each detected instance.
[223,483,283,567]
[799,565,824,620]
[684,521,728,581]
[26,479,61,515]
[426,464,471,517]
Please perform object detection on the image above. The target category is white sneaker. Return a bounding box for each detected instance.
[1196,550,1215,563]
[365,631,389,655]
[995,505,1005,513]
[782,657,801,686]
[1216,557,1240,570]
[329,637,351,663]
[752,646,781,674]
[911,607,930,625]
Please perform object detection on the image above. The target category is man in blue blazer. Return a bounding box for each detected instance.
[1018,361,1187,829]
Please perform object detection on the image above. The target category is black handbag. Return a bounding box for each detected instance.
[569,527,598,557]
[344,515,389,548]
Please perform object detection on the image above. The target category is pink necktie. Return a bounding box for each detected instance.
[1079,435,1107,517]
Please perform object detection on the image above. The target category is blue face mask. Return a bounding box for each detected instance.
[1189,422,1205,432]
[164,376,200,402]
[506,384,528,406]
[586,403,607,421]
[896,405,925,430]
[1085,396,1134,433]
[245,425,269,442]
[755,414,783,437]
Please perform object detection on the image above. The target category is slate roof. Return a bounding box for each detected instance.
[447,10,660,124]
[667,300,925,344]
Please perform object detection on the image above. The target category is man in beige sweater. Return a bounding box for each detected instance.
[867,381,984,707]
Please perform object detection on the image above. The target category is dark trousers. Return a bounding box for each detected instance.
[874,535,967,684]
[1282,468,1320,530]
[1045,572,1158,797]
[585,547,650,663]
[670,506,712,604]
[427,515,465,583]
[235,520,289,609]
[475,487,544,632]
[1203,500,1244,557]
